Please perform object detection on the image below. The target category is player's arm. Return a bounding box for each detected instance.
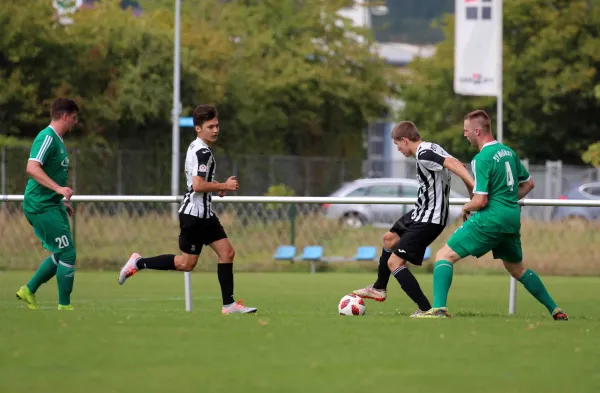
[192,175,237,193]
[463,158,489,213]
[443,157,474,197]
[515,158,534,200]
[518,177,534,200]
[190,148,238,193]
[26,161,62,193]
[26,136,72,199]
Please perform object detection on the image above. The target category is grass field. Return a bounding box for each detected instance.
[1,271,599,393]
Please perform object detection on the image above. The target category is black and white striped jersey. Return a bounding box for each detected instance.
[411,142,452,226]
[179,138,216,218]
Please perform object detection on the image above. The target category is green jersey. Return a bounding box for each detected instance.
[470,141,530,234]
[23,126,69,214]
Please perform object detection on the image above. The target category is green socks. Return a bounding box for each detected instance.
[27,255,58,293]
[26,254,76,306]
[518,269,558,314]
[432,260,454,308]
[432,263,557,315]
[56,262,75,306]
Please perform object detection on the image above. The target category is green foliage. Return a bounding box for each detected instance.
[0,135,32,148]
[264,183,296,210]
[398,0,600,164]
[582,142,600,167]
[0,0,397,157]
[264,183,296,198]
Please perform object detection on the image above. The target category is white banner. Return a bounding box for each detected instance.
[454,0,501,96]
[53,0,83,25]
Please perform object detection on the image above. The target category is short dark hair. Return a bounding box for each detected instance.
[193,104,218,127]
[51,98,79,120]
[391,121,421,142]
[464,110,491,133]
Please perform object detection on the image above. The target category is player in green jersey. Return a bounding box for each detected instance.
[419,110,568,320]
[15,98,79,311]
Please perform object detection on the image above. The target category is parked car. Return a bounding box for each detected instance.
[552,181,600,221]
[323,178,466,228]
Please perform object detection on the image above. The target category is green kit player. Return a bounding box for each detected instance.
[16,98,79,311]
[419,110,568,320]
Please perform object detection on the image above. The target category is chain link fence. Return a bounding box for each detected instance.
[0,147,366,198]
[2,146,599,274]
[3,147,599,203]
[1,200,599,275]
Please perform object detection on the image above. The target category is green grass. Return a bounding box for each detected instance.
[1,271,599,393]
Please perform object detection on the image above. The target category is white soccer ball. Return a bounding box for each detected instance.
[338,294,366,316]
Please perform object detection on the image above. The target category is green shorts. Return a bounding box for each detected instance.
[447,219,523,263]
[24,207,74,254]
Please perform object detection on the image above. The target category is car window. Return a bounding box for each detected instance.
[346,187,369,197]
[583,186,600,197]
[400,185,419,197]
[366,185,400,197]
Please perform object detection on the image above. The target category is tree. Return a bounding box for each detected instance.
[0,0,78,136]
[199,0,398,157]
[398,0,600,164]
[0,0,398,158]
[582,84,600,167]
[582,142,600,167]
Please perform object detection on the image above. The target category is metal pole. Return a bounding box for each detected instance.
[289,204,296,247]
[172,0,181,221]
[71,150,78,247]
[117,150,123,215]
[117,150,123,195]
[495,0,515,316]
[172,0,191,313]
[1,147,6,212]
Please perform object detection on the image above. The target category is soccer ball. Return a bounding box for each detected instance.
[338,294,366,316]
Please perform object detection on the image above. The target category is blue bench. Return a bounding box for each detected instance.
[353,246,378,261]
[300,246,323,274]
[273,245,431,272]
[273,245,296,261]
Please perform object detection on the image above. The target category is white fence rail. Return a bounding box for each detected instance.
[2,195,600,206]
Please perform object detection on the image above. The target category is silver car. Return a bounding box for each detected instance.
[323,178,465,228]
[552,181,600,221]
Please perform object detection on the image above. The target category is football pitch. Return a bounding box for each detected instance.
[1,271,599,393]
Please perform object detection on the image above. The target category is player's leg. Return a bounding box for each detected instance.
[208,238,257,314]
[387,223,444,315]
[495,235,568,320]
[353,211,413,301]
[23,212,58,295]
[420,221,497,318]
[204,215,256,314]
[52,207,77,310]
[119,213,204,284]
[426,244,462,317]
[387,253,431,316]
[119,250,199,283]
[17,209,65,309]
[352,231,399,302]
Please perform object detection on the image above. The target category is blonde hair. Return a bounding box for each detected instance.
[464,110,491,133]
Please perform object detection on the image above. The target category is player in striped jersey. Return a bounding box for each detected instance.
[118,105,257,314]
[352,121,475,317]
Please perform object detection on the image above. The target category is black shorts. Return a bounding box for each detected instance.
[178,213,228,255]
[389,210,444,266]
